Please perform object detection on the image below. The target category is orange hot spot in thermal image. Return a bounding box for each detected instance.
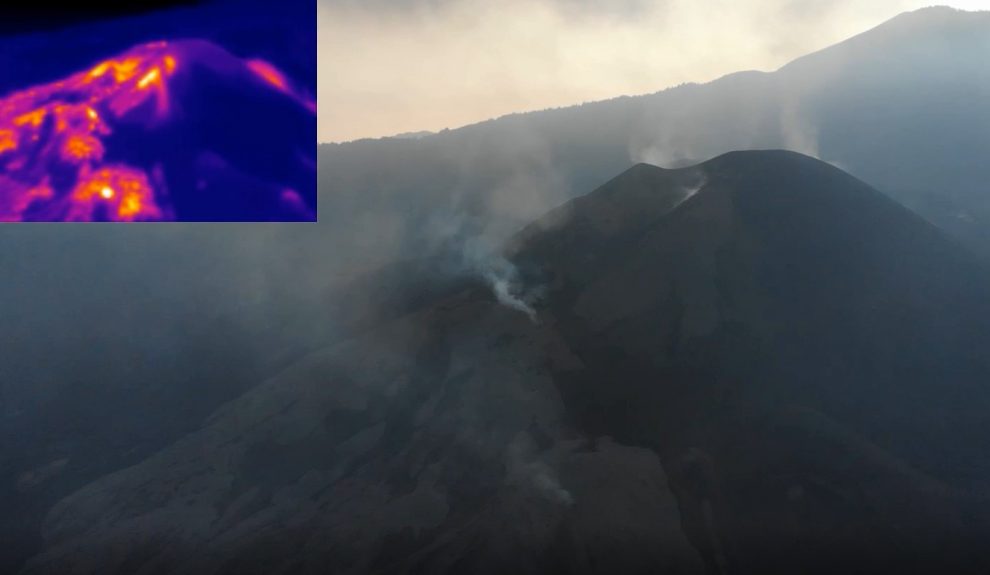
[69,167,162,222]
[0,42,179,221]
[246,59,289,92]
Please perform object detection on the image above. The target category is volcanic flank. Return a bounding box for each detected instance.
[0,39,315,221]
[20,151,990,574]
[509,150,990,573]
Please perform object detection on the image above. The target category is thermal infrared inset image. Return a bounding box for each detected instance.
[0,1,316,222]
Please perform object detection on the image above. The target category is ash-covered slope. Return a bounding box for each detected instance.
[23,151,990,574]
[509,150,990,573]
[21,292,703,575]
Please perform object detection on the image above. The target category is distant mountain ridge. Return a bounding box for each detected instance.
[321,5,990,274]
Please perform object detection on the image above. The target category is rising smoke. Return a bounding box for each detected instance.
[456,233,542,323]
[505,431,573,506]
[481,256,540,323]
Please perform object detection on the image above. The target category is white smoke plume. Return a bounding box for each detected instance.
[505,432,573,506]
[779,99,820,158]
[629,127,699,169]
[436,224,542,324]
[480,257,540,323]
[672,172,708,210]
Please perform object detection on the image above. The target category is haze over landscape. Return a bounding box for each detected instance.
[4,2,990,574]
[320,0,990,142]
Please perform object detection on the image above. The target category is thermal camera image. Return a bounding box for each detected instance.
[0,1,316,222]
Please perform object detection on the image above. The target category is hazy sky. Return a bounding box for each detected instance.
[319,0,990,142]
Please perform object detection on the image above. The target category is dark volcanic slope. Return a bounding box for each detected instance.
[21,292,703,575]
[23,151,990,575]
[511,150,990,573]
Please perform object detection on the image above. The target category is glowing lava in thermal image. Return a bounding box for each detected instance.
[0,40,316,222]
